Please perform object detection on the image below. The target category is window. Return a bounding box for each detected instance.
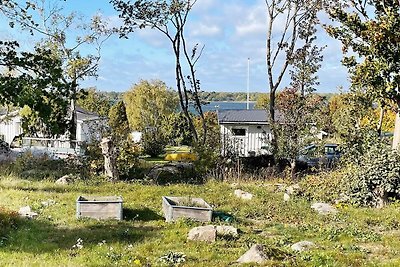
[232,128,246,136]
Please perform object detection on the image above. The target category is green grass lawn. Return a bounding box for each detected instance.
[1,175,400,266]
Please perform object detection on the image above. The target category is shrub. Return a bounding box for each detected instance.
[116,139,141,179]
[0,206,19,241]
[299,169,348,203]
[141,130,166,157]
[344,143,400,207]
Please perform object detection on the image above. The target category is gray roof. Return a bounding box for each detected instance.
[76,106,101,121]
[218,109,270,124]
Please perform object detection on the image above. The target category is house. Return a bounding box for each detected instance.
[0,106,105,156]
[218,109,276,157]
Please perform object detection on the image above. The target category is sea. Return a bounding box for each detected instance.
[195,101,256,113]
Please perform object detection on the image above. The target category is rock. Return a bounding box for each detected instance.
[216,225,238,237]
[56,175,72,185]
[147,163,194,184]
[187,225,216,242]
[234,189,253,200]
[236,244,268,264]
[291,241,315,252]
[311,203,338,215]
[283,193,290,202]
[18,206,38,219]
[286,184,301,195]
[41,199,56,207]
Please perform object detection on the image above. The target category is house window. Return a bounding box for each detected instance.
[232,128,246,136]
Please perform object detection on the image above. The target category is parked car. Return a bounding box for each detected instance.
[298,143,340,168]
[0,140,10,154]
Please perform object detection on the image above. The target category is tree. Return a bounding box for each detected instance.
[161,112,192,146]
[272,88,326,177]
[0,42,71,136]
[255,93,271,110]
[77,88,111,117]
[5,0,115,141]
[108,100,130,141]
[265,0,324,121]
[111,0,208,145]
[123,79,178,131]
[325,0,400,148]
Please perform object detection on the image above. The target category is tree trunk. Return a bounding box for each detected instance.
[377,105,385,137]
[101,137,119,181]
[392,107,400,150]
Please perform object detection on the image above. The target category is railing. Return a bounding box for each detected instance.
[21,137,84,156]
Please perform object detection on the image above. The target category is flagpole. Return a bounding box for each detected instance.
[247,58,250,110]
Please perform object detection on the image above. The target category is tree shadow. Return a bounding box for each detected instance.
[123,207,164,222]
[1,215,161,254]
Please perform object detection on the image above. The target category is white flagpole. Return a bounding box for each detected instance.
[247,58,250,110]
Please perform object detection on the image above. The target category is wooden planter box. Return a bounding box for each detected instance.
[162,196,213,222]
[76,196,123,220]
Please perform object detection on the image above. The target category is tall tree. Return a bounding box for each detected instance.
[325,0,400,148]
[111,0,208,145]
[5,0,115,140]
[123,79,178,131]
[77,88,111,117]
[265,0,324,120]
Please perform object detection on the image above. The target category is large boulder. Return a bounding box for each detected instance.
[147,163,194,184]
[311,203,338,215]
[237,244,269,264]
[187,225,217,242]
[56,175,73,185]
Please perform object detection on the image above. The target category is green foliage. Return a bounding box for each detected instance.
[254,93,270,109]
[0,42,71,137]
[272,89,328,170]
[329,93,373,142]
[123,80,178,131]
[161,112,192,146]
[108,100,130,141]
[344,142,400,207]
[299,170,348,203]
[77,88,111,117]
[142,129,166,157]
[116,139,141,179]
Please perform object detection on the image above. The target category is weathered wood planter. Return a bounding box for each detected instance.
[76,196,123,220]
[162,196,213,222]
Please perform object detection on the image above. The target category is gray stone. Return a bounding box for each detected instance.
[234,189,253,200]
[283,193,290,202]
[236,244,268,264]
[41,199,56,207]
[187,225,216,242]
[216,225,238,237]
[18,206,38,219]
[311,203,338,215]
[286,184,301,195]
[56,175,72,185]
[291,241,315,252]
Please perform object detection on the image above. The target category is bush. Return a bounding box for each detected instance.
[344,143,400,207]
[299,169,348,203]
[117,139,141,179]
[0,206,19,240]
[142,130,166,157]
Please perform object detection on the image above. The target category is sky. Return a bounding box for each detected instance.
[0,0,350,93]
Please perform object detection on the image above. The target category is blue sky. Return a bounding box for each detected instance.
[1,0,350,93]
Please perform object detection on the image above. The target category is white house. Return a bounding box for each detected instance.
[218,109,275,157]
[0,106,105,155]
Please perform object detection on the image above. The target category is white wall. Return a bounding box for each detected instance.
[220,123,272,157]
[0,116,22,144]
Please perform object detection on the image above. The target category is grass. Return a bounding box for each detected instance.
[1,175,400,266]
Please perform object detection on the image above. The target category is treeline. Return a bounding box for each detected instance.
[98,90,337,103]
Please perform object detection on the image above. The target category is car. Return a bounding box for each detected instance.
[298,143,340,168]
[0,140,10,154]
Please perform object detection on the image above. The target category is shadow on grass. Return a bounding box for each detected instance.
[123,208,164,222]
[1,216,160,254]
